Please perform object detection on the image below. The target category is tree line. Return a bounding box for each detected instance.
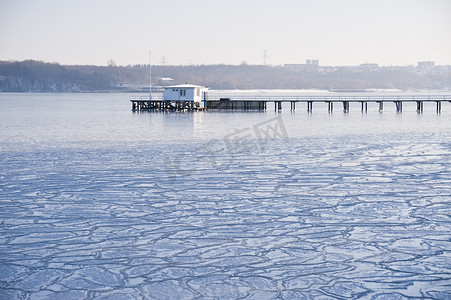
[0,60,450,92]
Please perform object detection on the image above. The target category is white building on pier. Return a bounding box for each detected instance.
[163,84,209,108]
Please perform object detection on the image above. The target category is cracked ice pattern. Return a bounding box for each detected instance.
[1,93,451,299]
[1,136,450,299]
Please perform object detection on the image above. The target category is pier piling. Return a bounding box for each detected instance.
[343,101,350,113]
[307,101,313,112]
[327,101,333,113]
[436,101,442,113]
[416,101,424,113]
[360,101,368,113]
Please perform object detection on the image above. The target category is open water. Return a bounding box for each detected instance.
[0,92,450,299]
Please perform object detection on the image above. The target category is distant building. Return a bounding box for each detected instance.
[156,77,174,86]
[284,64,302,71]
[163,84,209,108]
[359,63,379,71]
[306,59,319,66]
[285,59,319,72]
[417,61,435,70]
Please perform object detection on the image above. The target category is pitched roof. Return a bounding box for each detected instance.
[165,84,208,89]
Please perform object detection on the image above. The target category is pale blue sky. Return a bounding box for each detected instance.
[1,0,450,66]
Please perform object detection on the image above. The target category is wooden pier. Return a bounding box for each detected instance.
[131,94,451,113]
[205,94,451,113]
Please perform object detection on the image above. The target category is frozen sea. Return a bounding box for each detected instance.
[0,92,450,299]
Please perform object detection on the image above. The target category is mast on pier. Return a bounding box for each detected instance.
[149,50,152,100]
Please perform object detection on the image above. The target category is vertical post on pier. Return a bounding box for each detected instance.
[416,101,423,113]
[149,50,152,101]
[307,101,313,112]
[327,101,333,113]
[378,101,383,112]
[436,101,441,113]
[264,102,267,110]
[291,101,296,111]
[395,101,402,113]
[278,101,282,111]
[360,101,367,113]
[343,101,349,113]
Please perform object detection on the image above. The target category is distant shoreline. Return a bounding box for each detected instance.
[1,60,451,92]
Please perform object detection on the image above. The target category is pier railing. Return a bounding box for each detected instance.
[130,95,163,101]
[130,94,451,103]
[206,94,451,102]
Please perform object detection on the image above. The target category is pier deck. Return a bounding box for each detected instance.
[131,94,451,113]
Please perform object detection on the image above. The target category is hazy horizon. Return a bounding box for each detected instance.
[3,58,450,68]
[1,0,451,67]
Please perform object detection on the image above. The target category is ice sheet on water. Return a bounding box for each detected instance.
[187,277,249,299]
[370,292,411,300]
[0,264,28,281]
[124,264,160,278]
[1,126,450,298]
[321,281,370,298]
[242,290,279,300]
[426,291,451,299]
[92,290,141,300]
[10,232,76,244]
[143,280,197,300]
[282,276,328,290]
[0,290,22,300]
[15,269,67,291]
[29,290,87,300]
